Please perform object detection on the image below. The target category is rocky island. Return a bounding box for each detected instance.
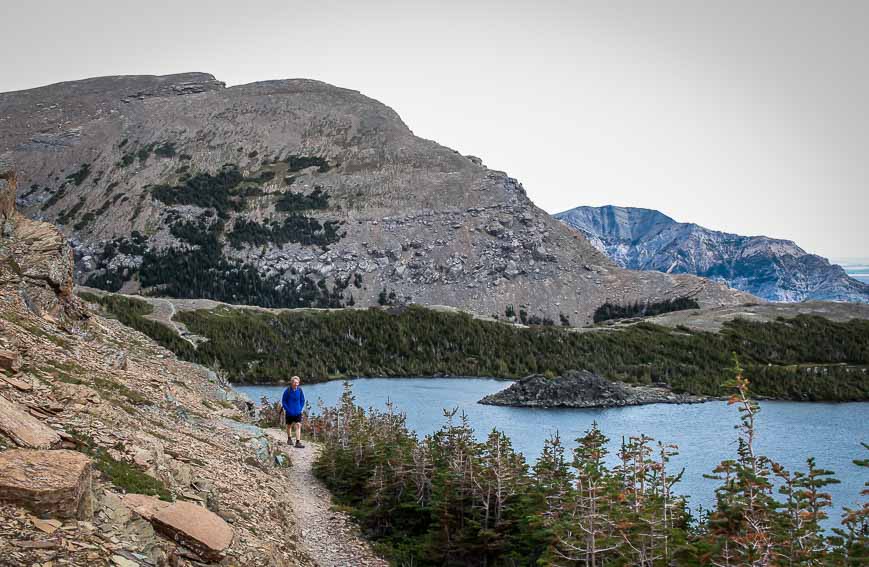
[478,370,709,408]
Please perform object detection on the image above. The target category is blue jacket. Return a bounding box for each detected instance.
[281,386,305,417]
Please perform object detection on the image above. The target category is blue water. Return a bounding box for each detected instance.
[239,378,869,523]
[839,258,869,284]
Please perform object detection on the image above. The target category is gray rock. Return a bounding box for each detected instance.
[479,370,708,408]
[556,205,869,303]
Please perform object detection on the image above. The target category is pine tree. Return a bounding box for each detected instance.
[553,424,622,566]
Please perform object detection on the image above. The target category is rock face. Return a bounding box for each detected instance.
[151,500,234,561]
[478,370,707,408]
[0,394,61,449]
[0,155,83,319]
[0,449,93,519]
[0,154,307,564]
[0,74,753,324]
[556,205,869,303]
[0,348,21,371]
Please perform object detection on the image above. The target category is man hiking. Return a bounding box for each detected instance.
[281,376,306,448]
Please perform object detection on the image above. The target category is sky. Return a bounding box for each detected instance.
[2,0,867,258]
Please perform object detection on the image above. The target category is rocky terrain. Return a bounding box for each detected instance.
[0,73,754,325]
[645,300,869,333]
[556,205,869,303]
[0,158,386,566]
[478,370,708,408]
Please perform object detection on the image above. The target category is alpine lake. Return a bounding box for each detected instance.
[238,377,869,525]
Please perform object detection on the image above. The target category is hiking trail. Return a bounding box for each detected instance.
[266,429,389,567]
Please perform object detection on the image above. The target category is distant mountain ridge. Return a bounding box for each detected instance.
[555,205,869,303]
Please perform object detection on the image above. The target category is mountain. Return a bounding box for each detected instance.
[0,156,323,565]
[555,205,869,303]
[0,73,753,324]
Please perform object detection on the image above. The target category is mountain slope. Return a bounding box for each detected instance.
[555,205,869,303]
[0,73,753,324]
[1,156,320,565]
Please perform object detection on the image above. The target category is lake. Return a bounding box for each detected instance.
[839,257,869,284]
[238,378,869,524]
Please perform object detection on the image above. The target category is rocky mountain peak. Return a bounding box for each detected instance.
[556,204,869,303]
[1,73,754,323]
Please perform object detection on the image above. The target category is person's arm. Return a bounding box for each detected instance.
[300,389,306,413]
[281,388,290,414]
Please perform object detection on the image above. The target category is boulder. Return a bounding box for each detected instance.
[0,348,21,371]
[0,394,61,448]
[0,449,93,519]
[151,500,233,561]
[122,493,172,521]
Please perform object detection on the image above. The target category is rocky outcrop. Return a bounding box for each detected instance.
[556,205,869,303]
[151,500,234,561]
[0,278,311,564]
[0,155,83,320]
[0,394,61,449]
[479,370,708,408]
[0,449,93,519]
[0,348,21,371]
[0,74,753,324]
[0,155,16,220]
[120,494,234,561]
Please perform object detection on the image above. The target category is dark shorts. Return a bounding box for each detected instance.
[286,413,302,424]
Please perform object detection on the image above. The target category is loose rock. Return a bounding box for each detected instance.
[0,449,93,519]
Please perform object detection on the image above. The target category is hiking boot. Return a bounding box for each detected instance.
[295,440,305,448]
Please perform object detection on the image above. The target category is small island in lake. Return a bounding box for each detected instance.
[479,370,708,408]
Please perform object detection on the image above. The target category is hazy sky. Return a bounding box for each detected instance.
[3,0,867,258]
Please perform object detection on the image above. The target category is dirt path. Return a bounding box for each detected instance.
[266,429,390,567]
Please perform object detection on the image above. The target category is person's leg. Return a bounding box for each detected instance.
[294,421,302,442]
[286,419,293,443]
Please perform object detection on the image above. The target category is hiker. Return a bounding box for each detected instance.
[282,375,306,448]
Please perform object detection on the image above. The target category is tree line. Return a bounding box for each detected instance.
[308,371,867,565]
[81,292,869,401]
[171,305,869,401]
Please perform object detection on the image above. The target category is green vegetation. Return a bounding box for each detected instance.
[169,218,223,247]
[84,216,349,307]
[118,141,177,167]
[153,141,176,158]
[310,375,868,566]
[274,186,330,212]
[70,429,173,501]
[168,305,869,400]
[285,155,331,173]
[228,215,343,249]
[57,196,87,224]
[85,162,346,306]
[65,163,91,186]
[594,296,700,323]
[78,292,196,359]
[40,186,67,210]
[151,164,247,219]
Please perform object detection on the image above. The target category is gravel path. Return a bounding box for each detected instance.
[266,429,390,567]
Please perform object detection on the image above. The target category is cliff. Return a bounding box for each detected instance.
[0,155,83,321]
